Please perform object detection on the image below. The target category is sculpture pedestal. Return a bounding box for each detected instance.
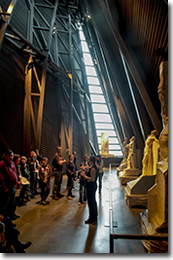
[124,175,156,208]
[119,168,141,185]
[139,164,168,252]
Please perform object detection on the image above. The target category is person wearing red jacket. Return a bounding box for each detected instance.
[0,150,18,218]
[0,150,31,252]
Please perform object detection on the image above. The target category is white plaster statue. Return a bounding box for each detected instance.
[142,130,160,175]
[126,136,136,169]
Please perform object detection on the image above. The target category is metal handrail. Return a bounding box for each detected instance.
[108,164,168,253]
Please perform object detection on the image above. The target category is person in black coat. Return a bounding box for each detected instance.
[82,156,98,224]
[66,154,76,200]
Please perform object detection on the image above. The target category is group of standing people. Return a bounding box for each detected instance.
[0,147,104,252]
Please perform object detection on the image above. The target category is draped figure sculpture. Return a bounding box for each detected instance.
[142,130,160,175]
[126,136,136,169]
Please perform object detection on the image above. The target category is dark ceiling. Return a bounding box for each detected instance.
[0,0,168,156]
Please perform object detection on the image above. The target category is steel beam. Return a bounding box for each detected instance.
[35,0,59,149]
[77,30,91,156]
[98,0,162,134]
[88,21,142,146]
[0,0,18,50]
[120,51,146,142]
[68,13,73,155]
[23,56,33,157]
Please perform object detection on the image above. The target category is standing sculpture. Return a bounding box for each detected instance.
[126,136,136,169]
[142,130,160,175]
[118,136,141,185]
[140,60,168,252]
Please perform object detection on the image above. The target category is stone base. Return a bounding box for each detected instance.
[123,168,141,176]
[124,188,148,208]
[140,210,168,253]
[119,169,141,185]
[116,159,127,176]
[124,175,156,207]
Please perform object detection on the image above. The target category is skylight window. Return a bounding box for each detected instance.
[95,123,114,129]
[79,26,123,157]
[81,41,89,52]
[90,94,106,103]
[85,66,97,76]
[109,137,119,144]
[92,104,109,113]
[87,77,100,85]
[93,114,112,123]
[79,30,85,40]
[83,54,94,65]
[96,130,116,136]
[88,86,103,94]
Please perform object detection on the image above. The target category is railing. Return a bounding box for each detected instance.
[108,164,168,253]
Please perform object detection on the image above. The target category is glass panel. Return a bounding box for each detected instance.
[79,30,85,40]
[95,123,114,129]
[87,77,100,85]
[85,66,97,76]
[92,104,109,113]
[81,41,89,52]
[109,137,119,144]
[97,137,101,143]
[83,53,94,65]
[79,28,123,156]
[109,151,123,156]
[89,85,103,93]
[89,85,102,94]
[109,144,121,150]
[90,95,106,103]
[93,114,112,122]
[98,150,122,156]
[96,130,116,136]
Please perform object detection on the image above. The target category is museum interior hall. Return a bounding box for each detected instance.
[0,0,168,254]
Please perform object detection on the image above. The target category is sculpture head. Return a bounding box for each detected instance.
[151,130,157,137]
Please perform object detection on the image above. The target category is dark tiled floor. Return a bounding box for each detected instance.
[14,168,146,254]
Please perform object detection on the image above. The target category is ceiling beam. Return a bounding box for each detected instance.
[86,0,162,135]
[0,0,18,50]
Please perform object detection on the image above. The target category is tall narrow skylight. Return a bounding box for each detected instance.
[79,27,123,157]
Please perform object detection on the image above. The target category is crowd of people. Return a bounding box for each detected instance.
[0,146,104,252]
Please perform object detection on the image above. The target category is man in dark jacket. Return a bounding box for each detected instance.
[52,146,66,200]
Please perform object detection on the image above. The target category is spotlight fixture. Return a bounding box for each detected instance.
[52,23,56,37]
[87,14,91,20]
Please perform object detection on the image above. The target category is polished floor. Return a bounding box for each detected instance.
[14,168,146,254]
